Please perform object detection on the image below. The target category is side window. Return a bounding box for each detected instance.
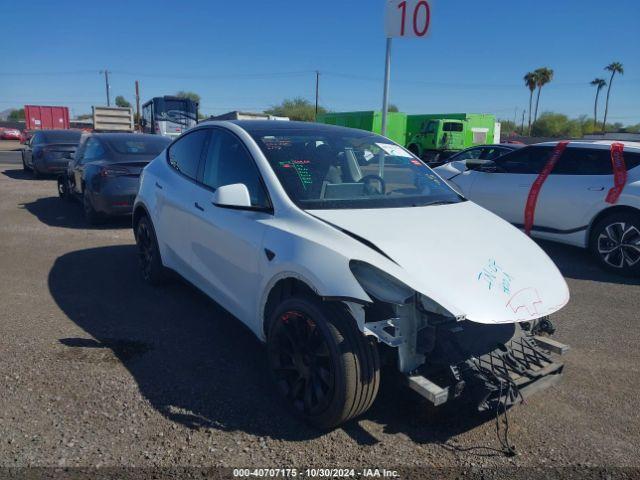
[455,148,483,161]
[482,147,508,160]
[81,138,106,163]
[551,148,612,175]
[201,129,270,209]
[625,152,640,171]
[443,122,463,132]
[73,137,88,163]
[494,146,553,174]
[167,129,208,179]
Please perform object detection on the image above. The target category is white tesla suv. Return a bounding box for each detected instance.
[435,141,640,276]
[133,121,570,429]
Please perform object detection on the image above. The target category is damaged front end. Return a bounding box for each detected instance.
[348,261,568,411]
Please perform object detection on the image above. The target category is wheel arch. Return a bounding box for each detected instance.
[132,203,151,238]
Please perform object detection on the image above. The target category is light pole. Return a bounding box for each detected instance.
[100,70,111,106]
[380,38,392,136]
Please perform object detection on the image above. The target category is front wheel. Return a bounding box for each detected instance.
[57,176,71,201]
[590,211,640,276]
[267,295,380,430]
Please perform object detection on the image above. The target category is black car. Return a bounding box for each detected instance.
[22,129,83,177]
[443,143,525,164]
[58,133,171,224]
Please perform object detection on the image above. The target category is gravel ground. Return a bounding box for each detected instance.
[0,162,639,475]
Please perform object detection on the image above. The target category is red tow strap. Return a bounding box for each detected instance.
[605,142,627,204]
[524,141,569,236]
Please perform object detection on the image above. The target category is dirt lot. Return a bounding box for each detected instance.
[1,160,639,474]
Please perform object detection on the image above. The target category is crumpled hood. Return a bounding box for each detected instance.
[309,201,570,324]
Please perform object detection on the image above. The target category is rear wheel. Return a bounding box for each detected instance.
[590,211,640,276]
[135,215,167,285]
[267,295,380,429]
[408,144,420,158]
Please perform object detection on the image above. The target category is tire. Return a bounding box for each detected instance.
[22,153,30,172]
[135,215,167,285]
[589,211,640,276]
[267,295,380,430]
[408,144,420,158]
[57,176,71,201]
[83,192,104,225]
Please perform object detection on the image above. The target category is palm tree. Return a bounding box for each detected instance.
[601,62,624,132]
[523,72,537,135]
[533,67,554,124]
[590,78,607,129]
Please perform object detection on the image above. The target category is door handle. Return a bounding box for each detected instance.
[588,186,605,191]
[194,202,204,211]
[155,182,163,190]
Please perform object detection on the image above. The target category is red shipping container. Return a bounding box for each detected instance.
[24,105,70,130]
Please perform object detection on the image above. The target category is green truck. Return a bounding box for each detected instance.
[315,111,408,145]
[317,111,500,163]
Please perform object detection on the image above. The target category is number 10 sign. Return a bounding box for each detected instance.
[385,0,432,38]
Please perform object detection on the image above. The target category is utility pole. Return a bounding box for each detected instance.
[315,71,320,120]
[520,109,526,135]
[135,80,141,132]
[100,70,111,106]
[380,38,392,136]
[512,107,518,136]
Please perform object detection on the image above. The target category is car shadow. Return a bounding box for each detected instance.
[536,239,640,286]
[20,196,131,230]
[48,245,496,446]
[2,168,56,181]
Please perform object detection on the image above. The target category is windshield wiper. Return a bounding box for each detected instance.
[422,200,459,206]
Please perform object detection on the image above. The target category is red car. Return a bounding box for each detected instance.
[1,128,21,140]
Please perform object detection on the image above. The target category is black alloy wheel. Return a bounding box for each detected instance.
[269,310,335,417]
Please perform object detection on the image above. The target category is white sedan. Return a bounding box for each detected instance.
[436,141,640,276]
[133,121,569,429]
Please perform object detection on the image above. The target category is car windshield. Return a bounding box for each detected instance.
[105,136,171,155]
[42,130,82,144]
[249,128,463,210]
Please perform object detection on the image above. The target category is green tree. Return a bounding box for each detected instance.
[532,112,580,137]
[589,78,607,129]
[266,98,327,122]
[388,104,399,112]
[8,108,25,121]
[601,62,624,132]
[523,72,537,135]
[115,95,131,108]
[175,91,201,104]
[533,67,554,124]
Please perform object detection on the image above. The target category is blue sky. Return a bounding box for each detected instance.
[1,0,639,123]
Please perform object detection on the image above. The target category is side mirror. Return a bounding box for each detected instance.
[466,158,497,172]
[211,183,252,209]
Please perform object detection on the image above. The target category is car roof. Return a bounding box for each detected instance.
[200,119,381,137]
[533,140,640,151]
[88,132,166,141]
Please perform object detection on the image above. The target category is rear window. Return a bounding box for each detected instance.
[106,136,171,155]
[41,130,82,144]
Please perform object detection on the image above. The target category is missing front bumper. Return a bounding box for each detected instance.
[404,330,568,409]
